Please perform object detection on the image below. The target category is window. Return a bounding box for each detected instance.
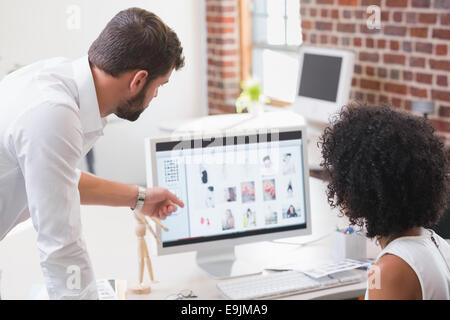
[248,0,302,104]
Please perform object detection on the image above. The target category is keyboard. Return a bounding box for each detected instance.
[216,270,366,300]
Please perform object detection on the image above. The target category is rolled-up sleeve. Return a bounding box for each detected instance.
[13,102,97,299]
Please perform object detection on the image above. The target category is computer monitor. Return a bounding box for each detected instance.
[144,126,312,279]
[292,45,355,124]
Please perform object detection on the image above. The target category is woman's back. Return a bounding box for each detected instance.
[366,228,450,300]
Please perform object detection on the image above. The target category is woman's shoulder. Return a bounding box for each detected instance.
[368,253,422,299]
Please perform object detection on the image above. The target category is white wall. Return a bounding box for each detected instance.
[0,0,208,185]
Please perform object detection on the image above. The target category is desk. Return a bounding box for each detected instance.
[0,177,379,299]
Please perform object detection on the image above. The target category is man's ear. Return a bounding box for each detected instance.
[129,70,149,93]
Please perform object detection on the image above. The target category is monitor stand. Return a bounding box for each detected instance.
[196,246,261,279]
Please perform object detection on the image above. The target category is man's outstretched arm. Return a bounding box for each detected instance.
[78,171,184,220]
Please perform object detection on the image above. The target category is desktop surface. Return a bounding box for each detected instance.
[0,177,372,299]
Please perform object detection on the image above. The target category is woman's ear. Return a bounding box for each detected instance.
[129,70,149,93]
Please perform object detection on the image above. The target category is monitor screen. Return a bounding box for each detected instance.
[153,130,308,247]
[298,53,342,103]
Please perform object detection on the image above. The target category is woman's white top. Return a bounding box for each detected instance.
[365,227,450,300]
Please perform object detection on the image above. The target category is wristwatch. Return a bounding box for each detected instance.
[132,186,146,212]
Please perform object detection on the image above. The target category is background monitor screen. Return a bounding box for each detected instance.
[298,53,342,103]
[153,131,308,247]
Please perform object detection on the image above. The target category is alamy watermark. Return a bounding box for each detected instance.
[66,265,81,290]
[366,5,382,30]
[66,5,81,30]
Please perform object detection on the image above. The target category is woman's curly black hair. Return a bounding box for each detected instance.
[319,103,450,238]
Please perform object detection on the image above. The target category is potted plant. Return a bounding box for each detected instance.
[235,78,269,115]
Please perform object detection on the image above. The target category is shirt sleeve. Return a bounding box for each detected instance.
[13,102,98,299]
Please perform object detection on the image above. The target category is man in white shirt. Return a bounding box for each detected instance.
[0,8,185,299]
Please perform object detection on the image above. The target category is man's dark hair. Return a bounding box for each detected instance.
[88,7,184,81]
[319,103,450,238]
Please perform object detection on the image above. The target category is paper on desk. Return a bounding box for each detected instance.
[300,259,371,278]
[265,259,371,279]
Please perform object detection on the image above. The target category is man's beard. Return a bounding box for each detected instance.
[114,81,150,122]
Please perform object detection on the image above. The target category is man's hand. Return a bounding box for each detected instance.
[141,187,184,220]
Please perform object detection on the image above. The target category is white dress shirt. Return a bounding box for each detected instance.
[0,56,107,299]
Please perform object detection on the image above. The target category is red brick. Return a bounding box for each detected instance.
[366,38,375,48]
[430,59,450,71]
[321,9,329,18]
[353,37,362,47]
[430,119,450,133]
[441,13,450,25]
[435,0,450,9]
[331,36,339,45]
[432,29,450,40]
[410,57,426,68]
[361,79,381,90]
[403,71,413,81]
[383,53,406,65]
[338,0,358,5]
[302,20,312,30]
[410,86,428,98]
[354,10,365,19]
[379,95,389,104]
[343,10,352,19]
[410,27,428,38]
[390,70,400,80]
[221,70,237,78]
[366,66,376,76]
[391,97,403,108]
[404,100,412,110]
[384,83,407,95]
[406,12,417,23]
[331,9,339,19]
[359,51,379,62]
[432,90,450,102]
[390,40,400,51]
[393,12,403,22]
[361,0,381,5]
[384,26,407,37]
[320,34,328,44]
[416,73,433,84]
[386,0,408,7]
[411,0,431,7]
[378,68,388,78]
[206,16,235,23]
[315,21,333,31]
[439,106,450,117]
[415,42,433,54]
[317,0,334,4]
[437,75,448,87]
[337,23,356,33]
[377,39,386,49]
[418,13,438,24]
[402,41,413,52]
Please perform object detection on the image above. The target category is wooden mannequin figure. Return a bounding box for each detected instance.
[129,211,167,295]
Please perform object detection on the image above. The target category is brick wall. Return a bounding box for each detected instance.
[206,0,241,114]
[300,0,450,143]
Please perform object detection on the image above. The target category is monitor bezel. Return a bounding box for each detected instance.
[293,45,355,124]
[145,125,312,256]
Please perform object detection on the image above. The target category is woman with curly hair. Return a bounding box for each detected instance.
[320,104,450,300]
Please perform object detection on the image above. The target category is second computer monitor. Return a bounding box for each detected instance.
[293,45,355,124]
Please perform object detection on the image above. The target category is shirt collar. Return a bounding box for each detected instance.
[72,55,107,134]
